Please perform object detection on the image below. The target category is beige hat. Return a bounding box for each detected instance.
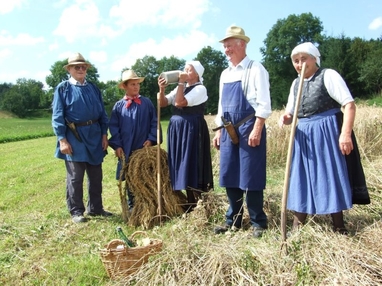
[63,52,91,70]
[118,70,145,89]
[219,25,250,43]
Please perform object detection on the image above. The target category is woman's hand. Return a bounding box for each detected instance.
[278,113,293,127]
[158,77,168,90]
[339,134,353,155]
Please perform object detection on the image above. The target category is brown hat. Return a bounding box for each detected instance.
[63,52,92,70]
[118,70,145,89]
[219,25,250,43]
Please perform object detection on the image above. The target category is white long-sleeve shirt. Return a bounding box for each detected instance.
[215,56,272,126]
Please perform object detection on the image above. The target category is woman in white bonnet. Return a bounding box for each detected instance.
[279,42,369,234]
[157,61,214,211]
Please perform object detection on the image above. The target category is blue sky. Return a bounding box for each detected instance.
[0,0,381,87]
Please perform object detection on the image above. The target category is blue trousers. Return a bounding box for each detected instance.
[225,188,267,229]
[65,161,104,216]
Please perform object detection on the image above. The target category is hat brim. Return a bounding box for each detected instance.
[63,62,92,70]
[219,34,250,43]
[118,77,145,89]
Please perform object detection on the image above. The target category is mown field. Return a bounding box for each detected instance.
[0,106,381,285]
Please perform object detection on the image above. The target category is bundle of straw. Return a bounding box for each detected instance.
[119,146,186,228]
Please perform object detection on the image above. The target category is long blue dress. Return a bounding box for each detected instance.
[167,86,213,192]
[287,69,353,214]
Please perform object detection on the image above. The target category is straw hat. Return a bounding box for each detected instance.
[219,25,250,43]
[63,52,91,70]
[118,70,145,89]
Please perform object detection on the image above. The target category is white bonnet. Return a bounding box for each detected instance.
[186,60,204,83]
[291,42,321,67]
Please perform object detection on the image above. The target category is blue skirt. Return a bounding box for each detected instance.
[167,114,213,191]
[287,109,353,214]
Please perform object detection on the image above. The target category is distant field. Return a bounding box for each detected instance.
[0,117,54,143]
[0,112,170,147]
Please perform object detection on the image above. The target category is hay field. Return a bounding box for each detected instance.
[0,105,381,285]
[118,105,382,286]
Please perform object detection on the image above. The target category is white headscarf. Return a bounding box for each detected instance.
[186,60,204,84]
[291,42,321,67]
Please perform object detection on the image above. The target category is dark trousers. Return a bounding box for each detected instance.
[126,188,134,210]
[225,187,267,229]
[65,161,104,216]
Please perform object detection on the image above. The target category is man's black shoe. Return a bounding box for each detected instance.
[214,224,239,234]
[72,215,87,223]
[87,210,113,217]
[252,227,266,238]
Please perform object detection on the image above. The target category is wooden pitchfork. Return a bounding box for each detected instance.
[281,62,306,245]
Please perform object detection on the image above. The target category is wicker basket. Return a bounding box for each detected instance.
[100,231,163,279]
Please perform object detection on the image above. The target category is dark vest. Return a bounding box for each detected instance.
[171,84,205,116]
[294,68,340,118]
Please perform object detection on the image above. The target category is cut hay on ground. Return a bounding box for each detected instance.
[118,193,382,286]
[120,146,186,229]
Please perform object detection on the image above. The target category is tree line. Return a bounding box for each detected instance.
[1,13,381,118]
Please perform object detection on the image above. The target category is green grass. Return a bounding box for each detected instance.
[0,137,163,285]
[0,117,54,143]
[0,116,169,146]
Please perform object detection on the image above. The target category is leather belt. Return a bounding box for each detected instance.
[75,119,99,126]
[212,113,256,132]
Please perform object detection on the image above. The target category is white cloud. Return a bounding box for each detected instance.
[0,31,45,46]
[89,50,107,64]
[35,70,52,86]
[0,48,12,63]
[0,0,26,15]
[49,42,59,51]
[109,29,217,74]
[53,0,120,43]
[0,70,29,83]
[109,0,210,30]
[368,17,382,30]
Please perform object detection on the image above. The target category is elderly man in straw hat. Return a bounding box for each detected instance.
[212,25,272,238]
[52,52,112,223]
[109,69,161,210]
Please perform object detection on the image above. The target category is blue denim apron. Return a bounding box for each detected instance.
[219,80,266,190]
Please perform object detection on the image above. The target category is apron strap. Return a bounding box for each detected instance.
[243,60,254,96]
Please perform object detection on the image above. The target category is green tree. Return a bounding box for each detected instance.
[261,12,324,108]
[319,35,364,97]
[98,80,123,116]
[195,46,228,114]
[358,40,382,94]
[1,78,45,117]
[0,82,13,109]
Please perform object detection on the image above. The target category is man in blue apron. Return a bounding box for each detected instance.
[212,26,272,238]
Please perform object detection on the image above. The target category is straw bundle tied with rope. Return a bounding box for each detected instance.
[118,146,187,228]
